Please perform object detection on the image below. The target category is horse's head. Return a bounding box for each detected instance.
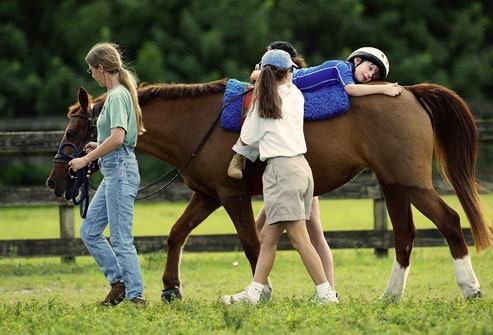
[46,87,101,198]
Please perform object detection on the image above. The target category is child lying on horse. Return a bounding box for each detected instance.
[228,46,403,179]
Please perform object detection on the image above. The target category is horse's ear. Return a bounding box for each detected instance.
[78,86,90,111]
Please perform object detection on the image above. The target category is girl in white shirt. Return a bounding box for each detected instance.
[222,50,338,304]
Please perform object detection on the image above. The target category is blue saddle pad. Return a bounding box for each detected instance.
[221,79,350,132]
[221,79,249,133]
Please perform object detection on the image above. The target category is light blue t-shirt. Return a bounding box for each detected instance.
[97,84,138,148]
[293,60,354,92]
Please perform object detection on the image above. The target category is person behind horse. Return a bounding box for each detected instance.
[229,41,338,292]
[68,42,146,306]
[222,49,338,304]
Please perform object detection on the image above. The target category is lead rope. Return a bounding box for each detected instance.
[54,142,94,218]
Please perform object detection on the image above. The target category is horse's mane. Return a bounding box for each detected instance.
[67,103,82,116]
[138,79,228,105]
[67,79,228,115]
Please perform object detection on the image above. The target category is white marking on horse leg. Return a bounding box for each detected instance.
[453,255,480,298]
[381,259,410,301]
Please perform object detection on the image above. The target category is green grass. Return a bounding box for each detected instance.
[0,248,492,334]
[0,194,492,239]
[1,195,492,333]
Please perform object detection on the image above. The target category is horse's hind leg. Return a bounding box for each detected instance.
[161,191,221,302]
[405,186,481,298]
[380,184,415,301]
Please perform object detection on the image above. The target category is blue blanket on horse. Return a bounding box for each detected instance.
[221,79,350,132]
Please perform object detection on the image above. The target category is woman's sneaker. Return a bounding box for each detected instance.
[100,281,125,306]
[222,284,262,305]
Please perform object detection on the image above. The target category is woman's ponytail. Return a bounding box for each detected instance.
[119,67,145,135]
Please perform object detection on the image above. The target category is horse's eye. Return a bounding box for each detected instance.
[66,131,76,140]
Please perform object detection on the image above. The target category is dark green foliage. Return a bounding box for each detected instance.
[0,1,492,185]
[0,0,492,120]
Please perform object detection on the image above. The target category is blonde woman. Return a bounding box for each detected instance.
[69,42,145,305]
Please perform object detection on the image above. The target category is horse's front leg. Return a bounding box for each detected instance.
[161,191,221,302]
[220,193,260,275]
[380,184,416,302]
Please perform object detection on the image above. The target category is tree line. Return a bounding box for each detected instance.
[0,0,492,119]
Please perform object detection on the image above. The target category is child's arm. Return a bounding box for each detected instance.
[234,109,263,162]
[344,82,402,97]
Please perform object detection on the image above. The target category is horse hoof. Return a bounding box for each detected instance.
[161,287,182,302]
[465,290,482,300]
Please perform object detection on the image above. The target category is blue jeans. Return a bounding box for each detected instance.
[80,146,143,299]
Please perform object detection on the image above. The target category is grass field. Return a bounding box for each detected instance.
[0,248,492,334]
[1,195,492,334]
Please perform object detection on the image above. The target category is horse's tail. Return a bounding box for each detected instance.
[406,83,493,252]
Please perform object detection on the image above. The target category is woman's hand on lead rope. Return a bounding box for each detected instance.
[84,141,98,153]
[68,142,97,172]
[68,156,90,173]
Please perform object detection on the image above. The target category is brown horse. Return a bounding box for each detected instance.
[47,80,493,302]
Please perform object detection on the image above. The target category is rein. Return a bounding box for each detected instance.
[136,85,254,200]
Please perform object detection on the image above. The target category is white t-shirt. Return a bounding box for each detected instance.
[240,83,306,161]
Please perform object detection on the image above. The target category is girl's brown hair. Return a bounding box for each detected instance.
[293,56,307,68]
[85,42,145,134]
[254,66,290,119]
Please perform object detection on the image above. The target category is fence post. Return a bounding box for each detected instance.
[373,189,389,257]
[59,205,75,263]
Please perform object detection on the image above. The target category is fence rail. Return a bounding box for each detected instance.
[0,122,492,260]
[0,229,475,257]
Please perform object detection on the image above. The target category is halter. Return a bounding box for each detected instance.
[53,107,100,218]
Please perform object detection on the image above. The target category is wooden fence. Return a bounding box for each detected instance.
[0,118,492,261]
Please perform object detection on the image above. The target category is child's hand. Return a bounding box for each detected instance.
[384,83,403,97]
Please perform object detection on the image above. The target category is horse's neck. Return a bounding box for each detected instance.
[137,97,221,168]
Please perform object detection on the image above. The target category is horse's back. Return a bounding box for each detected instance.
[305,90,435,193]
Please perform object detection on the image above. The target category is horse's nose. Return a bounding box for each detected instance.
[46,179,56,190]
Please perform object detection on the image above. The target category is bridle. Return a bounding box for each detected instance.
[52,106,100,218]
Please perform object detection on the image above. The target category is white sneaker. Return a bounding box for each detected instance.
[222,285,261,305]
[261,284,273,301]
[317,289,340,304]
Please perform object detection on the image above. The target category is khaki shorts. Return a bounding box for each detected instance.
[262,155,314,224]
